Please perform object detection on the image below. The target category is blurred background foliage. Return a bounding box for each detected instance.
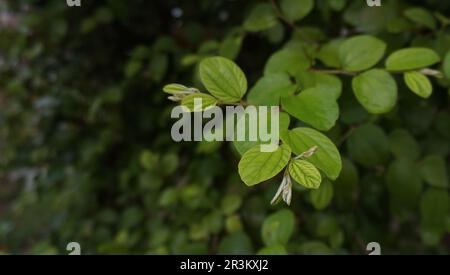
[0,0,449,255]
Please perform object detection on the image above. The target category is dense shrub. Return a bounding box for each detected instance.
[0,0,449,254]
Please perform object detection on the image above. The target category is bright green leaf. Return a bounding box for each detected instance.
[238,144,292,186]
[264,48,311,75]
[385,48,441,71]
[281,128,342,180]
[181,93,218,112]
[247,73,297,106]
[199,56,247,103]
[289,159,322,189]
[352,69,397,114]
[281,86,339,131]
[404,71,432,98]
[338,35,386,72]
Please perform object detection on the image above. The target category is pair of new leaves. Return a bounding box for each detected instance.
[164,56,342,200]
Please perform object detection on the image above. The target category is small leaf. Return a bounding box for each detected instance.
[388,129,421,161]
[261,209,295,246]
[238,144,292,186]
[281,86,339,131]
[317,39,343,68]
[295,71,342,99]
[289,159,322,189]
[352,69,397,114]
[163,83,190,94]
[280,0,314,22]
[404,7,437,30]
[404,71,432,98]
[420,189,450,244]
[387,159,423,216]
[385,48,440,71]
[338,35,386,72]
[264,48,311,75]
[247,73,297,106]
[281,128,342,180]
[199,56,247,103]
[347,124,389,167]
[419,155,449,189]
[309,180,334,210]
[244,3,278,32]
[181,93,217,112]
[233,111,291,156]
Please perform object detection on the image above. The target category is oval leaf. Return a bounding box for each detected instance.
[309,179,334,210]
[385,48,440,71]
[289,159,322,189]
[244,3,277,32]
[181,93,218,112]
[280,0,314,22]
[281,128,342,180]
[281,86,339,131]
[199,56,247,103]
[261,209,295,246]
[338,35,386,72]
[347,124,389,167]
[238,144,292,186]
[404,71,432,98]
[352,69,397,114]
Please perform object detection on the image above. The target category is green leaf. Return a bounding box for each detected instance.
[404,7,437,30]
[317,39,343,68]
[420,189,450,245]
[163,83,189,94]
[404,71,432,98]
[218,232,254,255]
[281,128,342,180]
[243,3,278,32]
[338,35,386,72]
[199,56,247,103]
[387,159,423,216]
[419,155,449,189]
[238,144,292,186]
[181,93,218,112]
[261,209,295,246]
[264,48,311,75]
[280,0,314,22]
[385,48,441,71]
[352,69,397,114]
[388,129,421,161]
[257,245,288,255]
[281,86,339,131]
[443,50,450,80]
[233,111,291,156]
[247,73,297,106]
[220,194,243,215]
[334,158,358,209]
[309,180,334,210]
[294,71,342,99]
[347,124,389,167]
[219,32,244,60]
[289,159,322,189]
